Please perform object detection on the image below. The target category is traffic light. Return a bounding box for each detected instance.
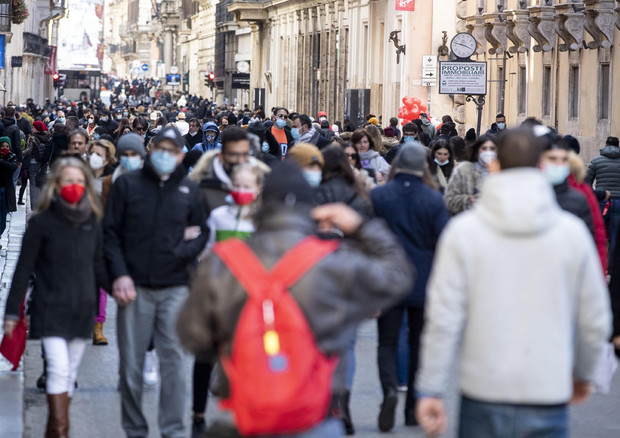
[183,72,189,87]
[204,72,215,88]
[53,73,60,88]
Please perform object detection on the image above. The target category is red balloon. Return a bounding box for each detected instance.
[412,97,421,105]
[403,97,415,108]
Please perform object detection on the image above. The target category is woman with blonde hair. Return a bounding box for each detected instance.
[2,157,108,437]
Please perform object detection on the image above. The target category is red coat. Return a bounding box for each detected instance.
[569,175,608,273]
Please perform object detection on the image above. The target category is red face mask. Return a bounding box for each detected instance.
[60,184,85,204]
[0,148,9,157]
[230,190,256,206]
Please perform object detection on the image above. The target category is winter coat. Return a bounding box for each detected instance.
[553,180,595,242]
[358,150,391,176]
[371,174,449,306]
[417,168,611,404]
[177,209,414,394]
[184,131,203,150]
[444,161,483,215]
[31,131,53,163]
[1,118,23,162]
[585,146,620,198]
[4,206,108,339]
[0,152,18,212]
[192,121,222,153]
[315,177,373,220]
[104,160,208,288]
[50,131,69,163]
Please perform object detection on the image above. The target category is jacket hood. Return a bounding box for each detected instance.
[600,145,620,159]
[2,117,15,126]
[475,168,562,236]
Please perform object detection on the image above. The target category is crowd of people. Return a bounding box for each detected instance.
[0,85,618,438]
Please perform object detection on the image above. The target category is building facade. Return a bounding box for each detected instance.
[0,0,59,105]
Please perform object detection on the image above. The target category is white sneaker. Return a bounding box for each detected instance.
[143,351,159,387]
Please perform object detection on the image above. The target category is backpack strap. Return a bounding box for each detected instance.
[214,239,269,301]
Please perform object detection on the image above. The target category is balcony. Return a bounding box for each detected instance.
[23,32,50,56]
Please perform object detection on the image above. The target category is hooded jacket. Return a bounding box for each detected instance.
[192,121,222,153]
[585,145,620,197]
[417,168,611,404]
[1,117,22,162]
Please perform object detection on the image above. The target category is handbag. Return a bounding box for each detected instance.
[0,296,28,371]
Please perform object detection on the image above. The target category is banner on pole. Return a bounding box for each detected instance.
[395,0,415,11]
[44,45,57,75]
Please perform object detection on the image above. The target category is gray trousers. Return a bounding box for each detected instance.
[28,161,41,210]
[117,285,189,438]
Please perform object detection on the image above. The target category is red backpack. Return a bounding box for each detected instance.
[213,237,340,436]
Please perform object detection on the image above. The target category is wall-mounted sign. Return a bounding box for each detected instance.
[395,0,415,11]
[11,56,23,68]
[439,61,487,95]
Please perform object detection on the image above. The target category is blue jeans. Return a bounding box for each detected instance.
[459,396,568,438]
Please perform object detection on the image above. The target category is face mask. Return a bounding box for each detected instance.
[543,163,570,186]
[93,133,101,140]
[89,154,104,170]
[57,106,63,111]
[262,142,270,153]
[123,112,129,117]
[60,184,85,204]
[120,156,142,171]
[151,150,177,175]
[88,118,94,124]
[478,150,497,166]
[190,131,198,136]
[434,158,449,166]
[57,117,65,124]
[116,115,122,120]
[291,128,301,139]
[230,190,257,206]
[0,148,10,157]
[275,118,287,129]
[303,170,322,188]
[403,135,416,142]
[497,122,506,130]
[141,133,146,139]
[206,134,216,143]
[319,117,327,122]
[100,117,108,123]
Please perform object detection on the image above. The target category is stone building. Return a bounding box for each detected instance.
[0,0,59,105]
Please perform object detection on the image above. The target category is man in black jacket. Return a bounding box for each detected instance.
[183,118,202,150]
[1,107,23,184]
[104,125,208,438]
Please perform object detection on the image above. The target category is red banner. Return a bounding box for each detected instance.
[395,0,415,11]
[95,3,104,20]
[44,45,56,75]
[97,44,104,60]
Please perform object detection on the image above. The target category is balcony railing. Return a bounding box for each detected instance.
[23,32,50,56]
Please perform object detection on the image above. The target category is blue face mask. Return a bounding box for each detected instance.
[275,118,287,129]
[291,128,301,139]
[303,170,322,188]
[262,142,270,153]
[434,158,449,166]
[93,133,100,140]
[403,135,416,142]
[542,163,570,186]
[206,134,216,143]
[151,150,177,175]
[497,122,506,130]
[120,156,143,171]
[57,117,66,124]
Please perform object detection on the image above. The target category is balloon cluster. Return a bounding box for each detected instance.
[398,97,428,125]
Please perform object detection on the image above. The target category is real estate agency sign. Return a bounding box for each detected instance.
[395,0,415,11]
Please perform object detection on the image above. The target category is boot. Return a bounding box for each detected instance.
[341,391,355,435]
[92,322,108,345]
[46,392,69,438]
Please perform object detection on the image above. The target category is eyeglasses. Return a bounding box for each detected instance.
[276,114,288,119]
[346,153,358,160]
[224,152,251,159]
[135,127,146,132]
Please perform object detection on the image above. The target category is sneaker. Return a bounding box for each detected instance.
[397,385,408,393]
[191,417,206,438]
[378,388,398,432]
[143,351,159,387]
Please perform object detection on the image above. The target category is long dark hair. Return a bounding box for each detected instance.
[470,134,497,162]
[428,140,455,179]
[450,136,468,162]
[322,145,356,186]
[341,142,362,170]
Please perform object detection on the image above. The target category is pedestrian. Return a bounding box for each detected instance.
[104,125,208,437]
[287,143,324,188]
[17,136,32,206]
[428,140,455,193]
[449,136,468,164]
[388,117,401,140]
[270,107,294,157]
[371,142,449,432]
[177,160,414,437]
[385,123,418,164]
[183,118,203,150]
[415,128,611,438]
[418,113,435,140]
[3,156,108,438]
[192,121,222,154]
[0,137,18,240]
[585,136,620,266]
[291,114,330,148]
[444,134,497,215]
[350,129,390,184]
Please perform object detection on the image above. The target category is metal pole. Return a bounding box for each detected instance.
[466,94,486,137]
[427,84,431,116]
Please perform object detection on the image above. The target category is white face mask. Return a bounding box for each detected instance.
[89,153,104,170]
[478,150,497,166]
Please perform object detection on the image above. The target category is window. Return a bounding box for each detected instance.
[518,66,527,115]
[497,66,504,114]
[542,66,551,117]
[599,64,610,120]
[569,66,580,119]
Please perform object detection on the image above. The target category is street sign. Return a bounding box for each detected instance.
[439,61,487,95]
[422,55,437,86]
[141,63,149,72]
[170,66,179,74]
[11,56,22,68]
[231,73,250,89]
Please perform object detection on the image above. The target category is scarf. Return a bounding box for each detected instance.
[55,194,93,225]
[297,127,317,144]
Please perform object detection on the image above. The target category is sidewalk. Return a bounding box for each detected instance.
[0,189,30,438]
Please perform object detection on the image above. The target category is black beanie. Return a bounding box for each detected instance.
[465,128,477,141]
[262,160,314,207]
[563,135,580,154]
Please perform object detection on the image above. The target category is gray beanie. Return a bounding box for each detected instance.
[117,132,146,158]
[395,142,426,176]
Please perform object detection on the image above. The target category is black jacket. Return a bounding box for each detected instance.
[0,152,18,212]
[184,131,203,149]
[104,160,209,288]
[17,117,32,137]
[554,180,595,240]
[609,233,620,337]
[315,177,373,220]
[5,206,108,339]
[50,131,68,163]
[1,117,23,163]
[586,146,620,198]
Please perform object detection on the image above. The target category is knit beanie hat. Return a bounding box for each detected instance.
[287,143,324,168]
[117,132,146,158]
[0,136,10,147]
[384,126,395,137]
[262,160,314,206]
[395,142,426,176]
[368,117,379,126]
[33,121,48,132]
